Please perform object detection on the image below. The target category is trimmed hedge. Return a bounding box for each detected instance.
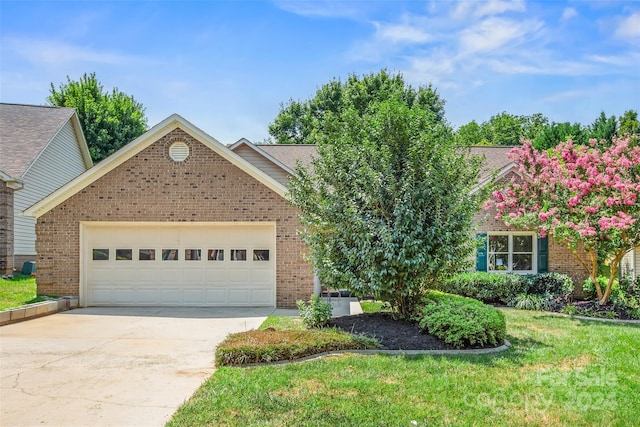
[418,291,506,349]
[436,272,574,306]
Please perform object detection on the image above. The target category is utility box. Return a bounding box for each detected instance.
[21,261,36,275]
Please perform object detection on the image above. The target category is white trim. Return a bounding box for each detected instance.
[486,231,537,274]
[24,114,288,218]
[69,112,94,169]
[470,162,521,194]
[229,138,296,175]
[0,170,24,190]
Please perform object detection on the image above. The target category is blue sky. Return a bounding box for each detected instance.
[1,0,639,144]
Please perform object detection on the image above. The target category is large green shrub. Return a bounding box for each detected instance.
[418,291,506,349]
[436,272,527,304]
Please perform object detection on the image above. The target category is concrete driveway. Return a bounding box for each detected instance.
[0,307,272,426]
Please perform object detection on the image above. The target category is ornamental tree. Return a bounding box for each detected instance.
[488,137,640,304]
[288,97,483,317]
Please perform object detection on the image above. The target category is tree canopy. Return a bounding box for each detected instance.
[268,70,449,144]
[488,138,640,304]
[288,96,483,316]
[48,73,148,162]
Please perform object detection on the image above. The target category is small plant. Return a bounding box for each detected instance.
[513,293,549,311]
[297,294,333,328]
[418,291,506,349]
[561,304,577,316]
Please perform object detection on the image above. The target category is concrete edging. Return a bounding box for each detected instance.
[0,296,79,326]
[236,340,512,368]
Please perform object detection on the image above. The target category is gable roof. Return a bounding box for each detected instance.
[229,138,296,175]
[468,146,518,184]
[25,114,288,218]
[256,144,317,172]
[0,103,92,178]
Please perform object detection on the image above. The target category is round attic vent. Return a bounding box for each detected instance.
[169,141,189,162]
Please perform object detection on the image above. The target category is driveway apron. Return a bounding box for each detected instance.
[0,307,271,426]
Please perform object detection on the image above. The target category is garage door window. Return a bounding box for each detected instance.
[253,250,269,261]
[208,249,224,261]
[92,249,109,261]
[116,249,133,260]
[231,249,247,261]
[162,249,179,260]
[185,249,202,261]
[139,249,155,260]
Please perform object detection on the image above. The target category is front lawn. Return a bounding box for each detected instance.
[168,309,639,427]
[0,275,43,311]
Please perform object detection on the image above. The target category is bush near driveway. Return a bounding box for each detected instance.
[419,291,506,349]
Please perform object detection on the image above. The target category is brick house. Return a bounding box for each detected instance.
[0,103,92,275]
[27,115,590,308]
[26,115,313,308]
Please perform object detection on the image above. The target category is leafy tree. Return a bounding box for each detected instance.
[488,138,640,304]
[618,110,640,138]
[533,121,587,150]
[48,72,148,162]
[588,111,617,143]
[268,70,448,144]
[288,97,484,317]
[480,112,527,146]
[522,113,549,141]
[455,120,484,146]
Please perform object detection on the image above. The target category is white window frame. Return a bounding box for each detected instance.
[487,232,537,274]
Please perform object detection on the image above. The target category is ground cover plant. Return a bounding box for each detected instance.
[169,309,640,427]
[0,275,43,311]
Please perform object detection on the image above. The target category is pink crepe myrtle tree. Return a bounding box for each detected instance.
[486,137,640,304]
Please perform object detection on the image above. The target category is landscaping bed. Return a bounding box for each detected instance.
[330,312,457,350]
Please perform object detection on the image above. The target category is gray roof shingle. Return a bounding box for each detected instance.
[0,103,76,178]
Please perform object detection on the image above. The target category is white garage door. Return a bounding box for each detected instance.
[83,223,275,307]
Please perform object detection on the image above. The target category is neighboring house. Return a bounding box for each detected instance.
[26,115,313,308]
[0,103,93,275]
[621,248,639,280]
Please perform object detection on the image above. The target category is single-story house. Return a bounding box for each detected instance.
[0,103,93,275]
[26,115,590,308]
[26,115,313,308]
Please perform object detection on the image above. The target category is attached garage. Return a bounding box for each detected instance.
[83,222,275,306]
[25,114,314,308]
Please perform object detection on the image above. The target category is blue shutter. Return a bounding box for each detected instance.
[476,233,488,272]
[537,236,548,273]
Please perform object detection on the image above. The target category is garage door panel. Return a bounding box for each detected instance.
[85,224,275,307]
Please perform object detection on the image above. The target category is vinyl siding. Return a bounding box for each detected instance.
[233,144,291,185]
[13,121,88,255]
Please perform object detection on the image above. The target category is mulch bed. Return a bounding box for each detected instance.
[329,312,459,350]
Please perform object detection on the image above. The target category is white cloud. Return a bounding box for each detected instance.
[274,0,364,19]
[561,7,578,22]
[541,89,589,103]
[474,0,525,18]
[459,17,543,54]
[614,12,640,40]
[4,38,136,67]
[375,22,432,44]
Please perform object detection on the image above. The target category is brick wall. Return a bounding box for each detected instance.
[35,129,314,307]
[0,183,14,276]
[474,170,590,288]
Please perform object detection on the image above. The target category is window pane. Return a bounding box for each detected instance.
[489,254,509,271]
[162,249,179,260]
[92,249,109,261]
[513,254,533,271]
[185,249,202,261]
[139,249,155,260]
[488,235,508,253]
[116,249,132,261]
[253,250,269,261]
[231,249,247,261]
[513,235,533,252]
[208,249,224,261]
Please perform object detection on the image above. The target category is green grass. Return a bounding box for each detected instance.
[359,300,392,313]
[168,309,640,427]
[0,275,44,311]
